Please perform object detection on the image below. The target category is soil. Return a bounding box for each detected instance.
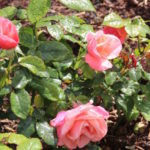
[1,0,150,150]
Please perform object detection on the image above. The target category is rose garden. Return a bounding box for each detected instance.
[0,0,150,150]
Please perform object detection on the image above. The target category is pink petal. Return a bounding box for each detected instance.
[61,135,77,149]
[94,106,109,119]
[0,17,19,50]
[50,111,66,127]
[0,35,18,49]
[86,32,95,43]
[77,135,90,148]
[61,104,93,135]
[95,30,104,39]
[87,34,100,58]
[85,54,112,71]
[96,33,122,59]
[88,119,108,142]
[67,121,87,140]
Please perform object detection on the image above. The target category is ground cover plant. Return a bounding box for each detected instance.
[0,0,150,150]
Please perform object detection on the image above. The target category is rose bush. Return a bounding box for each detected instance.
[0,0,150,150]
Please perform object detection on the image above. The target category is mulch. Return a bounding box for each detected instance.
[1,0,150,149]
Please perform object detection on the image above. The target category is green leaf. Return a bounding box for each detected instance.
[10,89,31,119]
[36,122,55,145]
[0,133,27,145]
[34,94,44,108]
[36,20,51,28]
[105,72,117,85]
[121,80,139,96]
[27,0,51,23]
[19,56,49,77]
[31,78,65,101]
[12,70,32,89]
[135,96,150,121]
[59,16,84,33]
[87,144,101,150]
[0,143,12,150]
[59,0,95,11]
[141,83,150,100]
[0,6,17,19]
[81,63,95,79]
[8,134,28,145]
[17,117,35,137]
[47,24,63,40]
[38,41,72,63]
[0,68,7,88]
[17,138,42,150]
[72,24,93,39]
[15,46,25,56]
[117,95,139,121]
[127,106,139,121]
[17,9,27,20]
[19,27,36,49]
[0,86,11,97]
[36,15,62,28]
[128,67,142,81]
[125,18,150,37]
[47,67,58,78]
[53,58,73,70]
[143,70,150,81]
[63,35,83,46]
[103,12,130,28]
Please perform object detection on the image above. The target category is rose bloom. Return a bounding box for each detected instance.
[85,30,122,71]
[50,101,109,149]
[0,17,19,50]
[103,26,127,44]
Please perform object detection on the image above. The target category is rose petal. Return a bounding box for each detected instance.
[88,119,107,142]
[77,135,90,148]
[50,111,66,127]
[94,106,109,119]
[85,54,112,71]
[103,26,127,44]
[86,32,95,43]
[0,17,19,50]
[96,33,122,59]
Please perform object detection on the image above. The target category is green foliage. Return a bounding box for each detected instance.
[19,56,49,77]
[103,12,130,28]
[0,6,17,19]
[10,89,31,119]
[37,41,73,63]
[125,18,150,37]
[36,122,55,145]
[59,0,95,11]
[47,25,63,40]
[0,133,42,150]
[103,12,150,38]
[27,0,51,23]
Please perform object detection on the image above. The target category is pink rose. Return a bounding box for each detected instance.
[103,26,127,44]
[0,17,19,50]
[85,30,122,71]
[50,101,109,149]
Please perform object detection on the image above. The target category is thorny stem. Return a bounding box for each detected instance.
[138,36,142,54]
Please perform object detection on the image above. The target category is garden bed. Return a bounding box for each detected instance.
[1,0,150,150]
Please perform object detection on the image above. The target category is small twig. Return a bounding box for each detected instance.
[136,145,145,150]
[144,0,148,5]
